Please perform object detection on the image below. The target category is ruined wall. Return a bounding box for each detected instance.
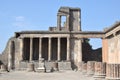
[107,34,120,64]
[0,37,23,70]
[105,24,120,64]
[0,37,14,65]
[14,38,22,69]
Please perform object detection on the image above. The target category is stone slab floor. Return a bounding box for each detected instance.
[0,71,95,80]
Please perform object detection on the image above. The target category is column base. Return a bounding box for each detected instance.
[36,62,45,73]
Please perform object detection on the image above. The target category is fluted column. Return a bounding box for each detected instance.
[67,37,70,61]
[30,38,33,62]
[48,37,51,61]
[57,37,61,61]
[39,38,42,61]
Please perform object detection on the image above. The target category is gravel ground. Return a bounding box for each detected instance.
[0,71,95,80]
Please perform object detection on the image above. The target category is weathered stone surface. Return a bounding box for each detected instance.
[82,62,87,74]
[58,61,72,71]
[94,62,106,79]
[0,64,8,72]
[27,63,35,72]
[19,61,28,70]
[106,64,120,80]
[36,62,45,72]
[44,61,58,72]
[87,61,95,75]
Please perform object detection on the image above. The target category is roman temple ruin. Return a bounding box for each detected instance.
[0,7,120,79]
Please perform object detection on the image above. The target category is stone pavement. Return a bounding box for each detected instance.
[0,71,95,80]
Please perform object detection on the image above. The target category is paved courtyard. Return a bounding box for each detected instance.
[0,71,95,80]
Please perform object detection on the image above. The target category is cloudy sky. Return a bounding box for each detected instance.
[0,0,120,53]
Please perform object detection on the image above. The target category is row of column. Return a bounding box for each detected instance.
[22,37,70,62]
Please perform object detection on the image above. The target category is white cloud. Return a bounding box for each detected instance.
[12,16,27,27]
[15,16,25,21]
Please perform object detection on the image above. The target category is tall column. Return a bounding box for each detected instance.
[77,38,82,70]
[77,39,82,62]
[20,38,23,60]
[57,37,61,61]
[30,38,33,62]
[39,38,42,61]
[48,37,51,61]
[57,15,61,31]
[67,37,70,61]
[102,38,108,63]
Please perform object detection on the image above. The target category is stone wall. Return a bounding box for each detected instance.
[0,37,14,65]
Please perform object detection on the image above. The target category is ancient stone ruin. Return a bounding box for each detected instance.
[0,7,120,79]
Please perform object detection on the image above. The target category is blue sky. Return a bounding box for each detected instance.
[0,0,120,53]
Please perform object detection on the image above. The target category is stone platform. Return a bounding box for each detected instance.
[0,71,94,80]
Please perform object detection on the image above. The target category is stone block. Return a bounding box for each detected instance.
[87,61,95,75]
[0,64,8,72]
[44,61,53,72]
[27,63,35,72]
[36,62,45,72]
[58,61,72,71]
[19,61,28,70]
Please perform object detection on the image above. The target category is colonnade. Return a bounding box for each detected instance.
[21,37,70,62]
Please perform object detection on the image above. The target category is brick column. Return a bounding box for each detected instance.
[39,38,42,61]
[48,37,51,61]
[57,37,61,61]
[30,38,33,62]
[67,37,70,61]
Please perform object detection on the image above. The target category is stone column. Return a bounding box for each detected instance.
[102,38,108,63]
[20,38,24,60]
[48,37,51,61]
[66,15,69,31]
[77,39,82,70]
[30,38,33,62]
[67,37,70,61]
[57,15,61,31]
[57,37,61,61]
[39,38,42,61]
